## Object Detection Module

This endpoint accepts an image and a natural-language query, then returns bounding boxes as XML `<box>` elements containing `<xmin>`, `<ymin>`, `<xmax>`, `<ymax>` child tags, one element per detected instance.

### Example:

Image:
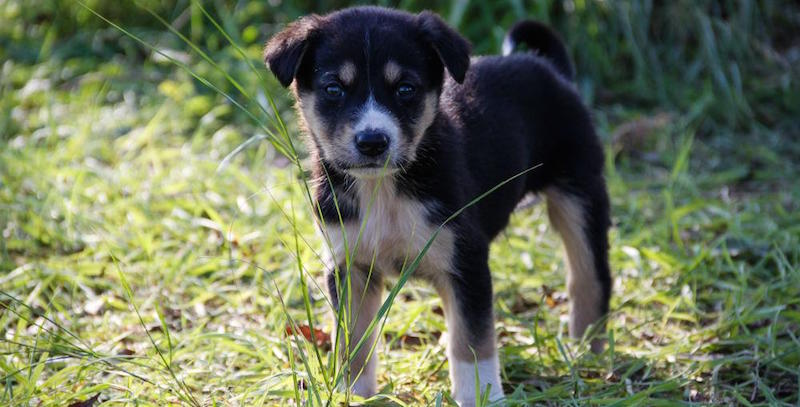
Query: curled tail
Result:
<box><xmin>502</xmin><ymin>20</ymin><xmax>575</xmax><ymax>81</ymax></box>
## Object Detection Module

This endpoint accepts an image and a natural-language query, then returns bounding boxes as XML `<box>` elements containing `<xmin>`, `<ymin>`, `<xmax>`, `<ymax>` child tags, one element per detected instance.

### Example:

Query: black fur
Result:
<box><xmin>263</xmin><ymin>15</ymin><xmax>321</xmax><ymax>87</ymax></box>
<box><xmin>416</xmin><ymin>11</ymin><xmax>472</xmax><ymax>84</ymax></box>
<box><xmin>402</xmin><ymin>53</ymin><xmax>611</xmax><ymax>309</ymax></box>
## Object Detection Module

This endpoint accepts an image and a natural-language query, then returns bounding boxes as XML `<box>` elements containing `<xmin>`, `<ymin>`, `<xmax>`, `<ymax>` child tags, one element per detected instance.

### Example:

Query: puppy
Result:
<box><xmin>264</xmin><ymin>7</ymin><xmax>611</xmax><ymax>406</ymax></box>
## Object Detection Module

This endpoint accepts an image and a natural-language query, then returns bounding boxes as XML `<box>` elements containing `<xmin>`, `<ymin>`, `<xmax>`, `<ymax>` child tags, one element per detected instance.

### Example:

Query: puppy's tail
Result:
<box><xmin>502</xmin><ymin>20</ymin><xmax>574</xmax><ymax>81</ymax></box>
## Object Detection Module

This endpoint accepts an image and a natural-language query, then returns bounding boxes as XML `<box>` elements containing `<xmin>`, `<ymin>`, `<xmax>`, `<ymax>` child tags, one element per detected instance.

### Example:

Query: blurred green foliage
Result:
<box><xmin>2</xmin><ymin>0</ymin><xmax>797</xmax><ymax>133</ymax></box>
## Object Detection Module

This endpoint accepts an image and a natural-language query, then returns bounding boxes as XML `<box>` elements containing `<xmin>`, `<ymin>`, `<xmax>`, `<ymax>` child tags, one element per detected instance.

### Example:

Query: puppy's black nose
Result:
<box><xmin>355</xmin><ymin>131</ymin><xmax>389</xmax><ymax>157</ymax></box>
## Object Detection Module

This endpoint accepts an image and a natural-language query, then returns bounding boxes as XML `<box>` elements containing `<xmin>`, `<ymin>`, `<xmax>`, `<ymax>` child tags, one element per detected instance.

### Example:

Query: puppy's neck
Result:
<box><xmin>352</xmin><ymin>175</ymin><xmax>397</xmax><ymax>209</ymax></box>
<box><xmin>312</xmin><ymin>157</ymin><xmax>400</xmax><ymax>214</ymax></box>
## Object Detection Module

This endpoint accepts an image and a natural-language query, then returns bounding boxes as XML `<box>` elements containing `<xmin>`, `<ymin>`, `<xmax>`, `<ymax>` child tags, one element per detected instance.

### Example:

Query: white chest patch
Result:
<box><xmin>321</xmin><ymin>178</ymin><xmax>454</xmax><ymax>278</ymax></box>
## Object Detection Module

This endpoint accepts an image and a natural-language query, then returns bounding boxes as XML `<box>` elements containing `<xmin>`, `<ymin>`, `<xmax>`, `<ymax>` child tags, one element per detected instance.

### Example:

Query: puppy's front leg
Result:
<box><xmin>436</xmin><ymin>249</ymin><xmax>504</xmax><ymax>406</ymax></box>
<box><xmin>327</xmin><ymin>266</ymin><xmax>382</xmax><ymax>397</ymax></box>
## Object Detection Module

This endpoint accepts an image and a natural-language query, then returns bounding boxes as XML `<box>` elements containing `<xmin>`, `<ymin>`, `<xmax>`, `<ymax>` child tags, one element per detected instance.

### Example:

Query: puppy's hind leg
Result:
<box><xmin>545</xmin><ymin>178</ymin><xmax>612</xmax><ymax>353</ymax></box>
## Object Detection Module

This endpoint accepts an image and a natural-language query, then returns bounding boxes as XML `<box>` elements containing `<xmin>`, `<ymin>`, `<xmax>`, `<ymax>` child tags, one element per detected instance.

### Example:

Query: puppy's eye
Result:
<box><xmin>396</xmin><ymin>83</ymin><xmax>416</xmax><ymax>99</ymax></box>
<box><xmin>324</xmin><ymin>84</ymin><xmax>344</xmax><ymax>98</ymax></box>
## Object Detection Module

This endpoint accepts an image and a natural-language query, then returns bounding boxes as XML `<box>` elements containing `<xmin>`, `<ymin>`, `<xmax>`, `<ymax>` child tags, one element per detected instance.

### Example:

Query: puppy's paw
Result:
<box><xmin>450</xmin><ymin>358</ymin><xmax>504</xmax><ymax>406</ymax></box>
<box><xmin>350</xmin><ymin>375</ymin><xmax>377</xmax><ymax>399</ymax></box>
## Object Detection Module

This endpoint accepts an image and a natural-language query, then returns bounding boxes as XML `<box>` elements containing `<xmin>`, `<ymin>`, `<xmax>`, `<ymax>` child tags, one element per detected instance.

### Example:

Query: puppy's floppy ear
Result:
<box><xmin>263</xmin><ymin>15</ymin><xmax>321</xmax><ymax>87</ymax></box>
<box><xmin>417</xmin><ymin>11</ymin><xmax>471</xmax><ymax>83</ymax></box>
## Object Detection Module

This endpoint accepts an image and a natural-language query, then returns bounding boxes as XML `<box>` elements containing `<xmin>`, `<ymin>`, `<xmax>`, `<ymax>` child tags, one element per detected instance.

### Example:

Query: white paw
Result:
<box><xmin>351</xmin><ymin>372</ymin><xmax>377</xmax><ymax>398</ymax></box>
<box><xmin>450</xmin><ymin>357</ymin><xmax>504</xmax><ymax>406</ymax></box>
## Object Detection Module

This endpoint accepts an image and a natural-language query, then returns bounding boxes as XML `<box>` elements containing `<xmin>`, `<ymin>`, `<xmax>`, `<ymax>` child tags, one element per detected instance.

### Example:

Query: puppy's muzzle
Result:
<box><xmin>355</xmin><ymin>130</ymin><xmax>389</xmax><ymax>157</ymax></box>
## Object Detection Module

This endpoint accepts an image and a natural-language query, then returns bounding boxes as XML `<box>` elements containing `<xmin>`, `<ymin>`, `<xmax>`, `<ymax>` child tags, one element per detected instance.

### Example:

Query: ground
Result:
<box><xmin>1</xmin><ymin>1</ymin><xmax>799</xmax><ymax>406</ymax></box>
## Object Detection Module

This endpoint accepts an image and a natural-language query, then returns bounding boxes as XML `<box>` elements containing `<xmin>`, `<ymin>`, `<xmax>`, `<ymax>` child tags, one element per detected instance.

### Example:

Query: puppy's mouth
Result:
<box><xmin>342</xmin><ymin>163</ymin><xmax>400</xmax><ymax>179</ymax></box>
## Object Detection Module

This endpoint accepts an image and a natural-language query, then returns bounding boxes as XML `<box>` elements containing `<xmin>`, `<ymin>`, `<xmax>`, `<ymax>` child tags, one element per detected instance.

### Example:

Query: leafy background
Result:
<box><xmin>1</xmin><ymin>0</ymin><xmax>798</xmax><ymax>405</ymax></box>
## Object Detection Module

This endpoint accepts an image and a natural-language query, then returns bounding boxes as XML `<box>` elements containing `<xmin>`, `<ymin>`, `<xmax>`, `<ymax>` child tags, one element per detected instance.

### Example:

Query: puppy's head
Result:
<box><xmin>264</xmin><ymin>7</ymin><xmax>470</xmax><ymax>178</ymax></box>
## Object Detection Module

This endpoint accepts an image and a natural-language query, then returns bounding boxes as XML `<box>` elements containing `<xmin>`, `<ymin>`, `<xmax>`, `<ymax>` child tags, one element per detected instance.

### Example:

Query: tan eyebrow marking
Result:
<box><xmin>339</xmin><ymin>61</ymin><xmax>356</xmax><ymax>85</ymax></box>
<box><xmin>383</xmin><ymin>61</ymin><xmax>401</xmax><ymax>83</ymax></box>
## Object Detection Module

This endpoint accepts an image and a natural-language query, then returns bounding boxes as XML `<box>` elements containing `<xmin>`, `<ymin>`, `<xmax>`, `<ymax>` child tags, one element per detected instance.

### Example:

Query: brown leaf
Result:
<box><xmin>545</xmin><ymin>295</ymin><xmax>557</xmax><ymax>309</ymax></box>
<box><xmin>612</xmin><ymin>112</ymin><xmax>672</xmax><ymax>154</ymax></box>
<box><xmin>286</xmin><ymin>324</ymin><xmax>331</xmax><ymax>349</ymax></box>
<box><xmin>399</xmin><ymin>334</ymin><xmax>423</xmax><ymax>347</ymax></box>
<box><xmin>385</xmin><ymin>331</ymin><xmax>441</xmax><ymax>349</ymax></box>
<box><xmin>541</xmin><ymin>285</ymin><xmax>567</xmax><ymax>309</ymax></box>
<box><xmin>510</xmin><ymin>295</ymin><xmax>539</xmax><ymax>314</ymax></box>
<box><xmin>432</xmin><ymin>305</ymin><xmax>444</xmax><ymax>316</ymax></box>
<box><xmin>68</xmin><ymin>394</ymin><xmax>100</xmax><ymax>407</ymax></box>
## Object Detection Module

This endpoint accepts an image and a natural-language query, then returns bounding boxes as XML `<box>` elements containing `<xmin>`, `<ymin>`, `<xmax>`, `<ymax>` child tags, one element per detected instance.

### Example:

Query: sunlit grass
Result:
<box><xmin>1</xmin><ymin>0</ymin><xmax>799</xmax><ymax>405</ymax></box>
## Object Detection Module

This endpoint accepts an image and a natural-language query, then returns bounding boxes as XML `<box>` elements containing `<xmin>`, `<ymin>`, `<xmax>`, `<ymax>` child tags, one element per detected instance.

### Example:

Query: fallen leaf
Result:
<box><xmin>511</xmin><ymin>295</ymin><xmax>539</xmax><ymax>314</ymax></box>
<box><xmin>541</xmin><ymin>285</ymin><xmax>567</xmax><ymax>309</ymax></box>
<box><xmin>286</xmin><ymin>324</ymin><xmax>331</xmax><ymax>349</ymax></box>
<box><xmin>612</xmin><ymin>112</ymin><xmax>672</xmax><ymax>155</ymax></box>
<box><xmin>399</xmin><ymin>334</ymin><xmax>423</xmax><ymax>347</ymax></box>
<box><xmin>68</xmin><ymin>393</ymin><xmax>100</xmax><ymax>407</ymax></box>
<box><xmin>432</xmin><ymin>305</ymin><xmax>444</xmax><ymax>316</ymax></box>
<box><xmin>545</xmin><ymin>295</ymin><xmax>557</xmax><ymax>309</ymax></box>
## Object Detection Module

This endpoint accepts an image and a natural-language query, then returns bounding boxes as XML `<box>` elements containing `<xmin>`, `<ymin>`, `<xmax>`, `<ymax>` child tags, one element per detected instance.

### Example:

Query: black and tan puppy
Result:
<box><xmin>264</xmin><ymin>6</ymin><xmax>611</xmax><ymax>405</ymax></box>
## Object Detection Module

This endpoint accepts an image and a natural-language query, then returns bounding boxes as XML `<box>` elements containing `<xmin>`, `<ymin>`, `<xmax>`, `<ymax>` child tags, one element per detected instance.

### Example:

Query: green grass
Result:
<box><xmin>1</xmin><ymin>0</ymin><xmax>799</xmax><ymax>405</ymax></box>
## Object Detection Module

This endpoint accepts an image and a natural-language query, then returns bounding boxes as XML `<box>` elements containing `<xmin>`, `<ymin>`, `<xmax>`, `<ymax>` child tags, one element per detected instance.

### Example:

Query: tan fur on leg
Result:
<box><xmin>333</xmin><ymin>267</ymin><xmax>382</xmax><ymax>397</ymax></box>
<box><xmin>546</xmin><ymin>188</ymin><xmax>605</xmax><ymax>352</ymax></box>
